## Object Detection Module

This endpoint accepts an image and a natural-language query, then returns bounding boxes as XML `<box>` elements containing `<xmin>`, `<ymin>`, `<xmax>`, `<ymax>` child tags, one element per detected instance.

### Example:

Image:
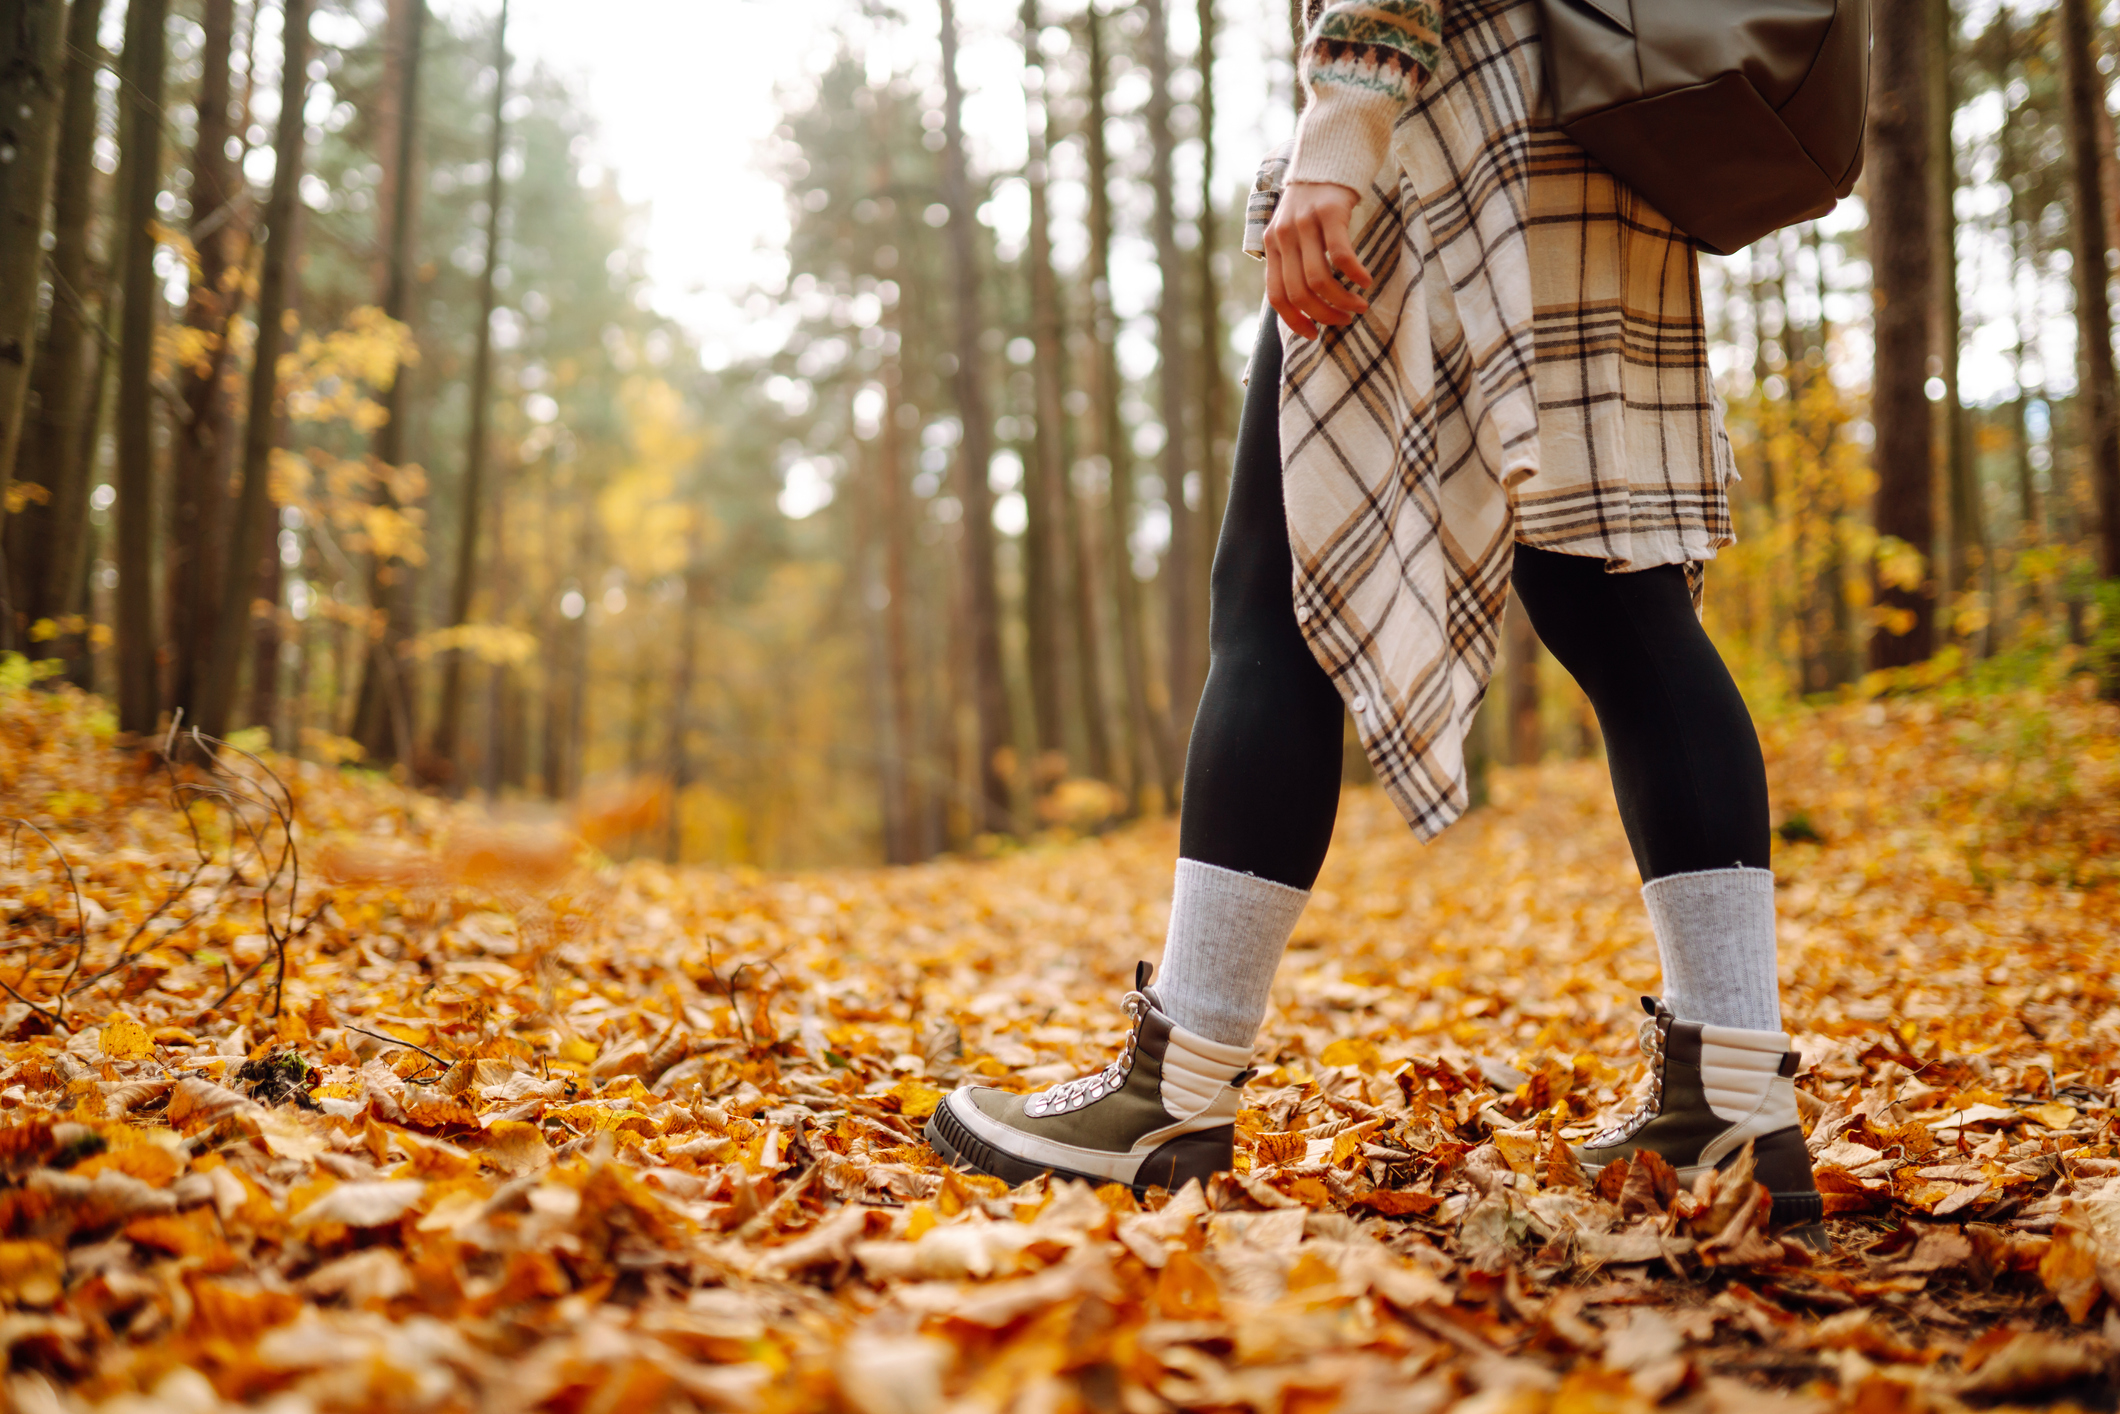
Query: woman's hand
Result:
<box><xmin>1264</xmin><ymin>181</ymin><xmax>1372</xmax><ymax>340</ymax></box>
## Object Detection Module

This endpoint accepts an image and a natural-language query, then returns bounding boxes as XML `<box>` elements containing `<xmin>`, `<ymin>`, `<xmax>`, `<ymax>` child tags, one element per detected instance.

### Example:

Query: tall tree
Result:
<box><xmin>165</xmin><ymin>0</ymin><xmax>243</xmax><ymax>721</ymax></box>
<box><xmin>1196</xmin><ymin>0</ymin><xmax>1229</xmax><ymax>600</ymax></box>
<box><xmin>0</xmin><ymin>0</ymin><xmax>71</xmax><ymax>647</ymax></box>
<box><xmin>195</xmin><ymin>0</ymin><xmax>311</xmax><ymax>744</ymax></box>
<box><xmin>1020</xmin><ymin>0</ymin><xmax>1068</xmax><ymax>767</ymax></box>
<box><xmin>6</xmin><ymin>0</ymin><xmax>104</xmax><ymax>648</ymax></box>
<box><xmin>1868</xmin><ymin>0</ymin><xmax>1937</xmax><ymax>668</ymax></box>
<box><xmin>936</xmin><ymin>0</ymin><xmax>1014</xmax><ymax>833</ymax></box>
<box><xmin>1504</xmin><ymin>592</ymin><xmax>1540</xmax><ymax>765</ymax></box>
<box><xmin>435</xmin><ymin>0</ymin><xmax>510</xmax><ymax>775</ymax></box>
<box><xmin>1142</xmin><ymin>0</ymin><xmax>1203</xmax><ymax>741</ymax></box>
<box><xmin>1933</xmin><ymin>0</ymin><xmax>1984</xmax><ymax>637</ymax></box>
<box><xmin>112</xmin><ymin>0</ymin><xmax>172</xmax><ymax>732</ymax></box>
<box><xmin>350</xmin><ymin>0</ymin><xmax>428</xmax><ymax>765</ymax></box>
<box><xmin>1086</xmin><ymin>2</ymin><xmax>1176</xmax><ymax>807</ymax></box>
<box><xmin>2061</xmin><ymin>0</ymin><xmax>2120</xmax><ymax>579</ymax></box>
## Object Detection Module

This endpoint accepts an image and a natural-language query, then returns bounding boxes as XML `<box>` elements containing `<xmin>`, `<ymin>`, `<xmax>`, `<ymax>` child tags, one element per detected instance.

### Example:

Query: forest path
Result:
<box><xmin>1</xmin><ymin>677</ymin><xmax>2118</xmax><ymax>1411</ymax></box>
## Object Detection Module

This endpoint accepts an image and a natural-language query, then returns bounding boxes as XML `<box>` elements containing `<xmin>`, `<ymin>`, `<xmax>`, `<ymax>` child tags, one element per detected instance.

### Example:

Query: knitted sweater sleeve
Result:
<box><xmin>1286</xmin><ymin>0</ymin><xmax>1445</xmax><ymax>192</ymax></box>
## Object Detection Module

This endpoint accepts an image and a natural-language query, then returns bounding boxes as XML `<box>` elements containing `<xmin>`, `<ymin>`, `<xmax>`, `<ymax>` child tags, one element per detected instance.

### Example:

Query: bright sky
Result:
<box><xmin>441</xmin><ymin>0</ymin><xmax>1298</xmax><ymax>372</ymax></box>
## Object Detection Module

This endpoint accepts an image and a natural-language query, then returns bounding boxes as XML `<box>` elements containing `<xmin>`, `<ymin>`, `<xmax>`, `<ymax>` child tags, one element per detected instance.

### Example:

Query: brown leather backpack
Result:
<box><xmin>1533</xmin><ymin>0</ymin><xmax>1870</xmax><ymax>255</ymax></box>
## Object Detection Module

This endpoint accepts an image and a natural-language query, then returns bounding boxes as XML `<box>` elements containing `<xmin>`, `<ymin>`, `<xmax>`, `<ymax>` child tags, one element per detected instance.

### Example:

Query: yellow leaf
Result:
<box><xmin>558</xmin><ymin>1037</ymin><xmax>599</xmax><ymax>1065</ymax></box>
<box><xmin>2027</xmin><ymin>1102</ymin><xmax>2079</xmax><ymax>1131</ymax></box>
<box><xmin>888</xmin><ymin>1079</ymin><xmax>944</xmax><ymax>1121</ymax></box>
<box><xmin>1319</xmin><ymin>1037</ymin><xmax>1379</xmax><ymax>1071</ymax></box>
<box><xmin>100</xmin><ymin>1014</ymin><xmax>152</xmax><ymax>1060</ymax></box>
<box><xmin>0</xmin><ymin>1242</ymin><xmax>62</xmax><ymax>1306</ymax></box>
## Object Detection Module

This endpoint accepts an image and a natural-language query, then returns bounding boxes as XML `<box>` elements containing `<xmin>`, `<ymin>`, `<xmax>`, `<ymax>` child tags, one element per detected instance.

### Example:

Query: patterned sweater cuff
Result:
<box><xmin>1287</xmin><ymin>84</ymin><xmax>1402</xmax><ymax>193</ymax></box>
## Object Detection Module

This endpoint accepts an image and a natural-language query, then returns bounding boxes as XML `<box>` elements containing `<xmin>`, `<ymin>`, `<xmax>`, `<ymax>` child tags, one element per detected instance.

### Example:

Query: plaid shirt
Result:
<box><xmin>1246</xmin><ymin>0</ymin><xmax>1737</xmax><ymax>841</ymax></box>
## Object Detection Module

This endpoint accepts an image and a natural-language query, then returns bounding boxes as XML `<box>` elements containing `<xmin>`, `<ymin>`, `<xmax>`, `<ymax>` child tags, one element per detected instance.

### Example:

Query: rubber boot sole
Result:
<box><xmin>924</xmin><ymin>1098</ymin><xmax>1233</xmax><ymax>1199</ymax></box>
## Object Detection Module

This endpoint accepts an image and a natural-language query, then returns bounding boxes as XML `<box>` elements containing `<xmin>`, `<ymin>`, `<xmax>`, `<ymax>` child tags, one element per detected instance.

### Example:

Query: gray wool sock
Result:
<box><xmin>1643</xmin><ymin>865</ymin><xmax>1783</xmax><ymax>1032</ymax></box>
<box><xmin>1153</xmin><ymin>858</ymin><xmax>1310</xmax><ymax>1048</ymax></box>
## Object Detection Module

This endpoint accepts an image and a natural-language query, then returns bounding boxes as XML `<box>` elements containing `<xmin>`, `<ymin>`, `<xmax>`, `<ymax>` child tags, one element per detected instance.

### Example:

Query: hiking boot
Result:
<box><xmin>1574</xmin><ymin>997</ymin><xmax>1823</xmax><ymax>1226</ymax></box>
<box><xmin>924</xmin><ymin>962</ymin><xmax>1254</xmax><ymax>1196</ymax></box>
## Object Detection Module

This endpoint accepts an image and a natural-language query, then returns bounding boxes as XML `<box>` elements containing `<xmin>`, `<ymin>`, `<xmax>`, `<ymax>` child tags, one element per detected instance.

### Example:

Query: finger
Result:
<box><xmin>1265</xmin><ymin>254</ymin><xmax>1318</xmax><ymax>340</ymax></box>
<box><xmin>1297</xmin><ymin>224</ymin><xmax>1366</xmax><ymax>324</ymax></box>
<box><xmin>1322</xmin><ymin>216</ymin><xmax>1374</xmax><ymax>293</ymax></box>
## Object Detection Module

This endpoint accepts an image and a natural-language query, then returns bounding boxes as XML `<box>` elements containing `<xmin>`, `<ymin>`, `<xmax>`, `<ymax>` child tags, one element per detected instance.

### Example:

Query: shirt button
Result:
<box><xmin>1295</xmin><ymin>605</ymin><xmax>1311</xmax><ymax>622</ymax></box>
<box><xmin>1351</xmin><ymin>694</ymin><xmax>1369</xmax><ymax>713</ymax></box>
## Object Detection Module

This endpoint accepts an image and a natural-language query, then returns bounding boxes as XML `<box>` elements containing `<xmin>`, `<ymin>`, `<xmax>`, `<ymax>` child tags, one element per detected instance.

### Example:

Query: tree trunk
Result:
<box><xmin>1017</xmin><ymin>0</ymin><xmax>1068</xmax><ymax>775</ymax></box>
<box><xmin>877</xmin><ymin>294</ymin><xmax>920</xmax><ymax>862</ymax></box>
<box><xmin>1197</xmin><ymin>0</ymin><xmax>1229</xmax><ymax>628</ymax></box>
<box><xmin>435</xmin><ymin>0</ymin><xmax>508</xmax><ymax>776</ymax></box>
<box><xmin>164</xmin><ymin>0</ymin><xmax>242</xmax><ymax>722</ymax></box>
<box><xmin>8</xmin><ymin>0</ymin><xmax>105</xmax><ymax>646</ymax></box>
<box><xmin>1086</xmin><ymin>2</ymin><xmax>1177</xmax><ymax>809</ymax></box>
<box><xmin>937</xmin><ymin>0</ymin><xmax>1015</xmax><ymax>834</ymax></box>
<box><xmin>2062</xmin><ymin>0</ymin><xmax>2120</xmax><ymax>579</ymax></box>
<box><xmin>1504</xmin><ymin>590</ymin><xmax>1540</xmax><ymax>766</ymax></box>
<box><xmin>249</xmin><ymin>516</ymin><xmax>282</xmax><ymax>735</ymax></box>
<box><xmin>0</xmin><ymin>0</ymin><xmax>69</xmax><ymax>646</ymax></box>
<box><xmin>1143</xmin><ymin>0</ymin><xmax>1202</xmax><ymax>748</ymax></box>
<box><xmin>350</xmin><ymin>0</ymin><xmax>427</xmax><ymax>766</ymax></box>
<box><xmin>194</xmin><ymin>0</ymin><xmax>309</xmax><ymax>744</ymax></box>
<box><xmin>1867</xmin><ymin>0</ymin><xmax>1936</xmax><ymax>669</ymax></box>
<box><xmin>665</xmin><ymin>565</ymin><xmax>706</xmax><ymax>863</ymax></box>
<box><xmin>112</xmin><ymin>0</ymin><xmax>171</xmax><ymax>733</ymax></box>
<box><xmin>1933</xmin><ymin>0</ymin><xmax>1983</xmax><ymax>639</ymax></box>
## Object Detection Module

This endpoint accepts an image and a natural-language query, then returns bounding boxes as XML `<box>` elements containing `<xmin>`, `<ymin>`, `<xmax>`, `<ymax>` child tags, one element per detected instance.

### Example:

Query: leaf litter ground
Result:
<box><xmin>2</xmin><ymin>681</ymin><xmax>2119</xmax><ymax>1413</ymax></box>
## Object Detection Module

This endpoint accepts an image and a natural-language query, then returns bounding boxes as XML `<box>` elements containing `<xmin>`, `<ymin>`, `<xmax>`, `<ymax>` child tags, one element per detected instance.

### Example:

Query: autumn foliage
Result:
<box><xmin>2</xmin><ymin>669</ymin><xmax>2120</xmax><ymax>1410</ymax></box>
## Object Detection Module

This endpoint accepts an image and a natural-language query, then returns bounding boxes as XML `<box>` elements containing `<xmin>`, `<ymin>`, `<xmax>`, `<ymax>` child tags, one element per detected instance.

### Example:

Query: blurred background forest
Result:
<box><xmin>1</xmin><ymin>0</ymin><xmax>2117</xmax><ymax>869</ymax></box>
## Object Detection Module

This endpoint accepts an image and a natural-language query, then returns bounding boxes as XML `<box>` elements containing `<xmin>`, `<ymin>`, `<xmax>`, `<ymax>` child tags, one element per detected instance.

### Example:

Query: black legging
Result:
<box><xmin>1178</xmin><ymin>315</ymin><xmax>1771</xmax><ymax>891</ymax></box>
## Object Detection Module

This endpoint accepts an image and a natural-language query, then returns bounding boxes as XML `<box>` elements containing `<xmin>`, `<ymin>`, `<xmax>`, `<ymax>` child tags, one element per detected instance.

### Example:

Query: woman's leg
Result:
<box><xmin>1178</xmin><ymin>319</ymin><xmax>1348</xmax><ymax>889</ymax></box>
<box><xmin>1510</xmin><ymin>543</ymin><xmax>1779</xmax><ymax>1032</ymax></box>
<box><xmin>1154</xmin><ymin>316</ymin><xmax>1346</xmax><ymax>1048</ymax></box>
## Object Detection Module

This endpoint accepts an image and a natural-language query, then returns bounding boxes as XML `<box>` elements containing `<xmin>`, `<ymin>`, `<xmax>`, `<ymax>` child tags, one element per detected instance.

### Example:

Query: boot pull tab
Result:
<box><xmin>1136</xmin><ymin>960</ymin><xmax>1155</xmax><ymax>992</ymax></box>
<box><xmin>1639</xmin><ymin>995</ymin><xmax>1660</xmax><ymax>1017</ymax></box>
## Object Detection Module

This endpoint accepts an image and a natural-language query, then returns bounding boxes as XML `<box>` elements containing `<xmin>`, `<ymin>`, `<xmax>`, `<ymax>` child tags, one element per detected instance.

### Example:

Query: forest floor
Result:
<box><xmin>2</xmin><ymin>669</ymin><xmax>2120</xmax><ymax>1413</ymax></box>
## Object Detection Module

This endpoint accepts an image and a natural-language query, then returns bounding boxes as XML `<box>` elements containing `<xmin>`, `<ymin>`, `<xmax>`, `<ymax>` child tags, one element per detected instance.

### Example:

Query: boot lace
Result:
<box><xmin>1022</xmin><ymin>991</ymin><xmax>1148</xmax><ymax>1118</ymax></box>
<box><xmin>1590</xmin><ymin>1012</ymin><xmax>1668</xmax><ymax>1147</ymax></box>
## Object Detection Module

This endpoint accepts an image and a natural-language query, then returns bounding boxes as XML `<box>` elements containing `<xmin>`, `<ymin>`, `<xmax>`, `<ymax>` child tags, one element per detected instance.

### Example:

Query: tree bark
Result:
<box><xmin>8</xmin><ymin>0</ymin><xmax>104</xmax><ymax>646</ymax></box>
<box><xmin>435</xmin><ymin>0</ymin><xmax>508</xmax><ymax>776</ymax></box>
<box><xmin>1143</xmin><ymin>0</ymin><xmax>1202</xmax><ymax>746</ymax></box>
<box><xmin>0</xmin><ymin>0</ymin><xmax>70</xmax><ymax>643</ymax></box>
<box><xmin>165</xmin><ymin>0</ymin><xmax>242</xmax><ymax>722</ymax></box>
<box><xmin>194</xmin><ymin>0</ymin><xmax>309</xmax><ymax>744</ymax></box>
<box><xmin>1021</xmin><ymin>0</ymin><xmax>1078</xmax><ymax>778</ymax></box>
<box><xmin>1933</xmin><ymin>0</ymin><xmax>1983</xmax><ymax>638</ymax></box>
<box><xmin>937</xmin><ymin>0</ymin><xmax>1015</xmax><ymax>834</ymax></box>
<box><xmin>1504</xmin><ymin>590</ymin><xmax>1540</xmax><ymax>766</ymax></box>
<box><xmin>1197</xmin><ymin>0</ymin><xmax>1229</xmax><ymax>628</ymax></box>
<box><xmin>112</xmin><ymin>0</ymin><xmax>171</xmax><ymax>732</ymax></box>
<box><xmin>1086</xmin><ymin>2</ymin><xmax>1177</xmax><ymax>809</ymax></box>
<box><xmin>664</xmin><ymin>564</ymin><xmax>707</xmax><ymax>863</ymax></box>
<box><xmin>1867</xmin><ymin>0</ymin><xmax>1936</xmax><ymax>669</ymax></box>
<box><xmin>350</xmin><ymin>0</ymin><xmax>427</xmax><ymax>765</ymax></box>
<box><xmin>877</xmin><ymin>284</ymin><xmax>920</xmax><ymax>862</ymax></box>
<box><xmin>2061</xmin><ymin>0</ymin><xmax>2120</xmax><ymax>579</ymax></box>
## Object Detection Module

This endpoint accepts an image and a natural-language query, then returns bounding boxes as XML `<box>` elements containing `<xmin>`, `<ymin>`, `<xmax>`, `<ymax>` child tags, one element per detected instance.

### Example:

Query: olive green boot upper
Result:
<box><xmin>1574</xmin><ymin>997</ymin><xmax>1822</xmax><ymax>1226</ymax></box>
<box><xmin>925</xmin><ymin>962</ymin><xmax>1255</xmax><ymax>1196</ymax></box>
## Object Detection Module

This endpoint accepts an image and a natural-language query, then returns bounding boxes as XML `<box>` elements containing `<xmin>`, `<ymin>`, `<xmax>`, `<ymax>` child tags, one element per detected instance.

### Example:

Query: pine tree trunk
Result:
<box><xmin>1022</xmin><ymin>0</ymin><xmax>1080</xmax><ymax>779</ymax></box>
<box><xmin>1086</xmin><ymin>2</ymin><xmax>1178</xmax><ymax>809</ymax></box>
<box><xmin>665</xmin><ymin>565</ymin><xmax>706</xmax><ymax>863</ymax></box>
<box><xmin>877</xmin><ymin>284</ymin><xmax>920</xmax><ymax>862</ymax></box>
<box><xmin>1933</xmin><ymin>0</ymin><xmax>1984</xmax><ymax>640</ymax></box>
<box><xmin>163</xmin><ymin>0</ymin><xmax>241</xmax><ymax>721</ymax></box>
<box><xmin>435</xmin><ymin>0</ymin><xmax>508</xmax><ymax>776</ymax></box>
<box><xmin>937</xmin><ymin>0</ymin><xmax>1015</xmax><ymax>834</ymax></box>
<box><xmin>1142</xmin><ymin>0</ymin><xmax>1201</xmax><ymax>749</ymax></box>
<box><xmin>0</xmin><ymin>0</ymin><xmax>70</xmax><ymax>648</ymax></box>
<box><xmin>1196</xmin><ymin>0</ymin><xmax>1228</xmax><ymax>632</ymax></box>
<box><xmin>112</xmin><ymin>0</ymin><xmax>171</xmax><ymax>732</ymax></box>
<box><xmin>194</xmin><ymin>0</ymin><xmax>309</xmax><ymax>744</ymax></box>
<box><xmin>1503</xmin><ymin>591</ymin><xmax>1540</xmax><ymax>765</ymax></box>
<box><xmin>1867</xmin><ymin>0</ymin><xmax>1937</xmax><ymax>669</ymax></box>
<box><xmin>351</xmin><ymin>0</ymin><xmax>427</xmax><ymax>765</ymax></box>
<box><xmin>8</xmin><ymin>0</ymin><xmax>104</xmax><ymax>645</ymax></box>
<box><xmin>2062</xmin><ymin>0</ymin><xmax>2120</xmax><ymax>579</ymax></box>
<box><xmin>249</xmin><ymin>522</ymin><xmax>282</xmax><ymax>735</ymax></box>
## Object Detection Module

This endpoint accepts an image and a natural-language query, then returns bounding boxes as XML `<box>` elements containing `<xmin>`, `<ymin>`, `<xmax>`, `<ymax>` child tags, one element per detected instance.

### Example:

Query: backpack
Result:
<box><xmin>1532</xmin><ymin>0</ymin><xmax>1870</xmax><ymax>255</ymax></box>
